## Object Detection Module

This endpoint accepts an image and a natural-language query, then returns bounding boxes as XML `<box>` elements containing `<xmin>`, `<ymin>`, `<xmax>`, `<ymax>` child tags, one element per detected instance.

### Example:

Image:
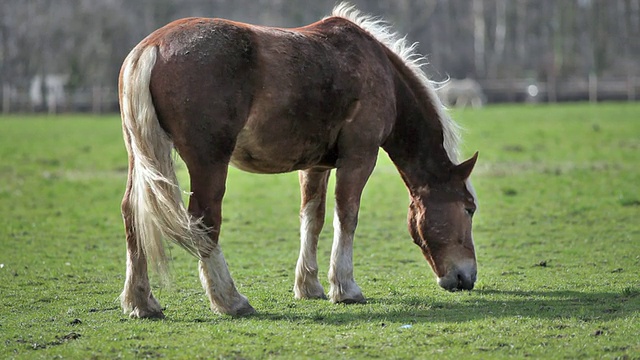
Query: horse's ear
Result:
<box><xmin>452</xmin><ymin>151</ymin><xmax>478</xmax><ymax>180</ymax></box>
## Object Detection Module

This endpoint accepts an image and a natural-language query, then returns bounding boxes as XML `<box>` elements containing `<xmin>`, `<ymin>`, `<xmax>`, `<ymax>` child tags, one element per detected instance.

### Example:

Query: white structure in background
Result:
<box><xmin>437</xmin><ymin>78</ymin><xmax>486</xmax><ymax>108</ymax></box>
<box><xmin>30</xmin><ymin>74</ymin><xmax>70</xmax><ymax>113</ymax></box>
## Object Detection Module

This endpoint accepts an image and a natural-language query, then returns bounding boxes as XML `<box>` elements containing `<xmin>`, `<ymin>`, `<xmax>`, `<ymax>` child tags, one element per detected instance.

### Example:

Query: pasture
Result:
<box><xmin>0</xmin><ymin>103</ymin><xmax>638</xmax><ymax>359</ymax></box>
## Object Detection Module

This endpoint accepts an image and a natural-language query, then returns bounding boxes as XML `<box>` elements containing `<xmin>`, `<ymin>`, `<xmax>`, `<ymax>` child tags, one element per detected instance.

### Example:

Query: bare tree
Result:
<box><xmin>1</xmin><ymin>0</ymin><xmax>638</xmax><ymax>111</ymax></box>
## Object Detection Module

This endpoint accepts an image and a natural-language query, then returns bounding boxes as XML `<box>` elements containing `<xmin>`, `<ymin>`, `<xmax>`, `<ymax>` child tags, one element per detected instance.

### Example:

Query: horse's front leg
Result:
<box><xmin>189</xmin><ymin>163</ymin><xmax>255</xmax><ymax>316</ymax></box>
<box><xmin>294</xmin><ymin>169</ymin><xmax>330</xmax><ymax>299</ymax></box>
<box><xmin>328</xmin><ymin>156</ymin><xmax>377</xmax><ymax>304</ymax></box>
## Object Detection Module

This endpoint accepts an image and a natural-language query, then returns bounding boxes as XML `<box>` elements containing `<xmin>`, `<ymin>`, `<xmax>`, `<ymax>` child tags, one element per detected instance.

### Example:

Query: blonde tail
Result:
<box><xmin>119</xmin><ymin>45</ymin><xmax>214</xmax><ymax>278</ymax></box>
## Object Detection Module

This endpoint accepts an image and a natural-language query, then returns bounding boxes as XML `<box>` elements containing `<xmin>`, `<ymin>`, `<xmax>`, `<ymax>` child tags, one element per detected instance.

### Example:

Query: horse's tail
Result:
<box><xmin>119</xmin><ymin>45</ymin><xmax>212</xmax><ymax>278</ymax></box>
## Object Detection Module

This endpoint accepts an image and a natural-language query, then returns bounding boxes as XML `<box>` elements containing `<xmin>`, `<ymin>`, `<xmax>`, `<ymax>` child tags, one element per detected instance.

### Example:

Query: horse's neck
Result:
<box><xmin>381</xmin><ymin>62</ymin><xmax>454</xmax><ymax>192</ymax></box>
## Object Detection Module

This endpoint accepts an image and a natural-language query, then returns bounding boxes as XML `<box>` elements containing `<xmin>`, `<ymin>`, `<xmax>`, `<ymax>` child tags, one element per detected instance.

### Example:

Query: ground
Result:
<box><xmin>0</xmin><ymin>103</ymin><xmax>638</xmax><ymax>359</ymax></box>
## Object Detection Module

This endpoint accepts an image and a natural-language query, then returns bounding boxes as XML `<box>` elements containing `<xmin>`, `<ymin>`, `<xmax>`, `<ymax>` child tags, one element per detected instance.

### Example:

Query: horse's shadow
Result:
<box><xmin>250</xmin><ymin>288</ymin><xmax>639</xmax><ymax>325</ymax></box>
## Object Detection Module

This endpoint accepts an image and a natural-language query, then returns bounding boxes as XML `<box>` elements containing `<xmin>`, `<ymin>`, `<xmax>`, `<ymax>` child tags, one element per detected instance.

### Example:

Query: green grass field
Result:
<box><xmin>1</xmin><ymin>104</ymin><xmax>638</xmax><ymax>359</ymax></box>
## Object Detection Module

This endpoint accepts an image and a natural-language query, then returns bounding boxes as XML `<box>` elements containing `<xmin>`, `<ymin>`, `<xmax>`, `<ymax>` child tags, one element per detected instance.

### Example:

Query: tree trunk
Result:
<box><xmin>473</xmin><ymin>0</ymin><xmax>485</xmax><ymax>77</ymax></box>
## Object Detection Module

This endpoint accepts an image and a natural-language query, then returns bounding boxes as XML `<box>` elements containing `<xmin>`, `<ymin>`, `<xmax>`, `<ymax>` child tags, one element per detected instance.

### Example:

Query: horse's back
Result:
<box><xmin>142</xmin><ymin>16</ymin><xmax>395</xmax><ymax>173</ymax></box>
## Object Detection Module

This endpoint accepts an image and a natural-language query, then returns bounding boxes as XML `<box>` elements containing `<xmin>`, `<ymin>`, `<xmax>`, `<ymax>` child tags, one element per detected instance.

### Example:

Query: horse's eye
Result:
<box><xmin>465</xmin><ymin>207</ymin><xmax>476</xmax><ymax>217</ymax></box>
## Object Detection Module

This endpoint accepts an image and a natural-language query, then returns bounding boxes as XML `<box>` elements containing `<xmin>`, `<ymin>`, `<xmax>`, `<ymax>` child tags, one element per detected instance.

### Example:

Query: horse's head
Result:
<box><xmin>408</xmin><ymin>152</ymin><xmax>479</xmax><ymax>291</ymax></box>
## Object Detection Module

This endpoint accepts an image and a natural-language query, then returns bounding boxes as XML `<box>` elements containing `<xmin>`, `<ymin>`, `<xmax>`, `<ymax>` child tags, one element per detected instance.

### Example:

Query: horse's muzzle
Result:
<box><xmin>437</xmin><ymin>261</ymin><xmax>477</xmax><ymax>291</ymax></box>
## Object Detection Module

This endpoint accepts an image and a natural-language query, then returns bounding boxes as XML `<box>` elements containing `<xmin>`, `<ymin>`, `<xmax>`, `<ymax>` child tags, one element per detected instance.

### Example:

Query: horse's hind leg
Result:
<box><xmin>188</xmin><ymin>163</ymin><xmax>255</xmax><ymax>316</ymax></box>
<box><xmin>294</xmin><ymin>169</ymin><xmax>330</xmax><ymax>299</ymax></box>
<box><xmin>120</xmin><ymin>166</ymin><xmax>164</xmax><ymax>319</ymax></box>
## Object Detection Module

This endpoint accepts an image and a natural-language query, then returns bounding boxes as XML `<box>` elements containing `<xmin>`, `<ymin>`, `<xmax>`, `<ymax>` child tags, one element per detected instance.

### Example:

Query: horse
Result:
<box><xmin>118</xmin><ymin>3</ymin><xmax>479</xmax><ymax>318</ymax></box>
<box><xmin>437</xmin><ymin>78</ymin><xmax>487</xmax><ymax>109</ymax></box>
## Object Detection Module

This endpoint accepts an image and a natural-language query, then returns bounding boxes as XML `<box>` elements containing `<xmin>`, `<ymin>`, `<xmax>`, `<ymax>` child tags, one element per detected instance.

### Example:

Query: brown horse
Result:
<box><xmin>118</xmin><ymin>3</ymin><xmax>479</xmax><ymax>318</ymax></box>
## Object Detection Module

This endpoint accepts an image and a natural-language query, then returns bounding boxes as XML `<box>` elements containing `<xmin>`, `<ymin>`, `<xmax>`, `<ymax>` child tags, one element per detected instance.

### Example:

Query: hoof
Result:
<box><xmin>121</xmin><ymin>294</ymin><xmax>164</xmax><ymax>319</ymax></box>
<box><xmin>296</xmin><ymin>293</ymin><xmax>328</xmax><ymax>300</ymax></box>
<box><xmin>336</xmin><ymin>296</ymin><xmax>367</xmax><ymax>304</ymax></box>
<box><xmin>129</xmin><ymin>307</ymin><xmax>165</xmax><ymax>319</ymax></box>
<box><xmin>312</xmin><ymin>293</ymin><xmax>329</xmax><ymax>300</ymax></box>
<box><xmin>329</xmin><ymin>282</ymin><xmax>365</xmax><ymax>304</ymax></box>
<box><xmin>294</xmin><ymin>276</ymin><xmax>327</xmax><ymax>300</ymax></box>
<box><xmin>294</xmin><ymin>285</ymin><xmax>327</xmax><ymax>300</ymax></box>
<box><xmin>214</xmin><ymin>297</ymin><xmax>256</xmax><ymax>316</ymax></box>
<box><xmin>231</xmin><ymin>303</ymin><xmax>256</xmax><ymax>317</ymax></box>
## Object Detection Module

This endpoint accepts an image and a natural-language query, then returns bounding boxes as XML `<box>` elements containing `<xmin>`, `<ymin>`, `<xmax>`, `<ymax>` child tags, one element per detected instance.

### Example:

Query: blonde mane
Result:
<box><xmin>330</xmin><ymin>3</ymin><xmax>461</xmax><ymax>163</ymax></box>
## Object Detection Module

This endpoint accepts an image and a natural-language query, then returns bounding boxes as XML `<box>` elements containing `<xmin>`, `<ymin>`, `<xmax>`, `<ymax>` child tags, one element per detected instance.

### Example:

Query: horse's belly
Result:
<box><xmin>229</xmin><ymin>128</ymin><xmax>334</xmax><ymax>174</ymax></box>
<box><xmin>229</xmin><ymin>150</ymin><xmax>295</xmax><ymax>174</ymax></box>
<box><xmin>229</xmin><ymin>147</ymin><xmax>330</xmax><ymax>174</ymax></box>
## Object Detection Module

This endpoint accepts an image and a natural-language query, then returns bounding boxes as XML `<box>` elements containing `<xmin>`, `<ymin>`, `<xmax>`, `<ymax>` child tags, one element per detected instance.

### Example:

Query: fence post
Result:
<box><xmin>546</xmin><ymin>74</ymin><xmax>556</xmax><ymax>103</ymax></box>
<box><xmin>92</xmin><ymin>85</ymin><xmax>101</xmax><ymax>114</ymax></box>
<box><xmin>2</xmin><ymin>83</ymin><xmax>10</xmax><ymax>114</ymax></box>
<box><xmin>589</xmin><ymin>73</ymin><xmax>598</xmax><ymax>103</ymax></box>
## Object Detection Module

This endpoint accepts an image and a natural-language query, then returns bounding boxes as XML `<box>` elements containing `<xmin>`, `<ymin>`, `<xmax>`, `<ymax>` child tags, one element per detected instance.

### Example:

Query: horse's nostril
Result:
<box><xmin>453</xmin><ymin>271</ymin><xmax>475</xmax><ymax>291</ymax></box>
<box><xmin>437</xmin><ymin>262</ymin><xmax>477</xmax><ymax>291</ymax></box>
<box><xmin>458</xmin><ymin>273</ymin><xmax>475</xmax><ymax>291</ymax></box>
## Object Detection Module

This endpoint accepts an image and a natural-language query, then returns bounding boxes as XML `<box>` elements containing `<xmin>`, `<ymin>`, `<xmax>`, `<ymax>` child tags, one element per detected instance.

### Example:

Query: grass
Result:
<box><xmin>0</xmin><ymin>104</ymin><xmax>639</xmax><ymax>359</ymax></box>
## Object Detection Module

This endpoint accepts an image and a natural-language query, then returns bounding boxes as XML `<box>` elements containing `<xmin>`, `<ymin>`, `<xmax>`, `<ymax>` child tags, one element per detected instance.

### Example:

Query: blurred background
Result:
<box><xmin>1</xmin><ymin>0</ymin><xmax>638</xmax><ymax>113</ymax></box>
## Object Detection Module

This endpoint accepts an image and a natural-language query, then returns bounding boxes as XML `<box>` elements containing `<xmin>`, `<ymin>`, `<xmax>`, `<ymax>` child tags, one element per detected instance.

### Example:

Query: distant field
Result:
<box><xmin>0</xmin><ymin>104</ymin><xmax>638</xmax><ymax>359</ymax></box>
